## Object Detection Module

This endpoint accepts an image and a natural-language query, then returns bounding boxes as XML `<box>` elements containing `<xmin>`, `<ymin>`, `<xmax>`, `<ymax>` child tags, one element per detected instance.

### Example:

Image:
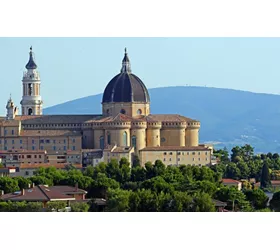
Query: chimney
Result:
<box><xmin>75</xmin><ymin>183</ymin><xmax>78</xmax><ymax>191</ymax></box>
<box><xmin>21</xmin><ymin>189</ymin><xmax>25</xmax><ymax>196</ymax></box>
<box><xmin>0</xmin><ymin>190</ymin><xmax>4</xmax><ymax>196</ymax></box>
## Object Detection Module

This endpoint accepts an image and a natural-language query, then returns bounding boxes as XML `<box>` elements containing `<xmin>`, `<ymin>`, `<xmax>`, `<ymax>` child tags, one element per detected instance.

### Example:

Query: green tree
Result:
<box><xmin>47</xmin><ymin>201</ymin><xmax>67</xmax><ymax>212</ymax></box>
<box><xmin>131</xmin><ymin>166</ymin><xmax>147</xmax><ymax>182</ymax></box>
<box><xmin>132</xmin><ymin>189</ymin><xmax>158</xmax><ymax>212</ymax></box>
<box><xmin>141</xmin><ymin>176</ymin><xmax>174</xmax><ymax>194</ymax></box>
<box><xmin>0</xmin><ymin>177</ymin><xmax>20</xmax><ymax>194</ymax></box>
<box><xmin>237</xmin><ymin>161</ymin><xmax>250</xmax><ymax>179</ymax></box>
<box><xmin>243</xmin><ymin>189</ymin><xmax>268</xmax><ymax>210</ymax></box>
<box><xmin>132</xmin><ymin>155</ymin><xmax>141</xmax><ymax>168</ymax></box>
<box><xmin>224</xmin><ymin>163</ymin><xmax>241</xmax><ymax>179</ymax></box>
<box><xmin>260</xmin><ymin>161</ymin><xmax>271</xmax><ymax>189</ymax></box>
<box><xmin>106</xmin><ymin>188</ymin><xmax>131</xmax><ymax>212</ymax></box>
<box><xmin>13</xmin><ymin>177</ymin><xmax>32</xmax><ymax>189</ymax></box>
<box><xmin>270</xmin><ymin>191</ymin><xmax>280</xmax><ymax>211</ymax></box>
<box><xmin>29</xmin><ymin>175</ymin><xmax>53</xmax><ymax>186</ymax></box>
<box><xmin>215</xmin><ymin>186</ymin><xmax>251</xmax><ymax>211</ymax></box>
<box><xmin>70</xmin><ymin>202</ymin><xmax>90</xmax><ymax>212</ymax></box>
<box><xmin>191</xmin><ymin>192</ymin><xmax>215</xmax><ymax>212</ymax></box>
<box><xmin>90</xmin><ymin>173</ymin><xmax>120</xmax><ymax>198</ymax></box>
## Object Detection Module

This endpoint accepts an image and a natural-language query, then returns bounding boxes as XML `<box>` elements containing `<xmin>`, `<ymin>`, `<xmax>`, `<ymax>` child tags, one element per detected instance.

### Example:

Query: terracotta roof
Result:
<box><xmin>0</xmin><ymin>185</ymin><xmax>86</xmax><ymax>202</ymax></box>
<box><xmin>255</xmin><ymin>180</ymin><xmax>280</xmax><ymax>186</ymax></box>
<box><xmin>139</xmin><ymin>146</ymin><xmax>211</xmax><ymax>151</ymax></box>
<box><xmin>145</xmin><ymin>114</ymin><xmax>197</xmax><ymax>123</ymax></box>
<box><xmin>222</xmin><ymin>179</ymin><xmax>241</xmax><ymax>184</ymax></box>
<box><xmin>20</xmin><ymin>130</ymin><xmax>81</xmax><ymax>137</ymax></box>
<box><xmin>113</xmin><ymin>146</ymin><xmax>133</xmax><ymax>153</ymax></box>
<box><xmin>0</xmin><ymin>150</ymin><xmax>46</xmax><ymax>155</ymax></box>
<box><xmin>15</xmin><ymin>115</ymin><xmax>101</xmax><ymax>124</ymax></box>
<box><xmin>20</xmin><ymin>163</ymin><xmax>82</xmax><ymax>169</ymax></box>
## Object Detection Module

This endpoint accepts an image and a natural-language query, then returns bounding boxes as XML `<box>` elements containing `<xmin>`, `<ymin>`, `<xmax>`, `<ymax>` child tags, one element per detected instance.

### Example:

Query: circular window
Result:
<box><xmin>137</xmin><ymin>109</ymin><xmax>142</xmax><ymax>115</ymax></box>
<box><xmin>161</xmin><ymin>137</ymin><xmax>166</xmax><ymax>142</ymax></box>
<box><xmin>120</xmin><ymin>109</ymin><xmax>126</xmax><ymax>114</ymax></box>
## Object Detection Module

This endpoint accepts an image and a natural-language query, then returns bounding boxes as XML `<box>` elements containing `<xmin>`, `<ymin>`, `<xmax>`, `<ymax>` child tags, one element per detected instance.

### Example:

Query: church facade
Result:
<box><xmin>0</xmin><ymin>47</ymin><xmax>212</xmax><ymax>168</ymax></box>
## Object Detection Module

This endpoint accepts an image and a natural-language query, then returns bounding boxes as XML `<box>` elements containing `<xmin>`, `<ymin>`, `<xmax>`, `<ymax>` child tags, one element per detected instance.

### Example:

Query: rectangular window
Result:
<box><xmin>22</xmin><ymin>155</ymin><xmax>24</xmax><ymax>159</ymax></box>
<box><xmin>27</xmin><ymin>155</ymin><xmax>31</xmax><ymax>159</ymax></box>
<box><xmin>39</xmin><ymin>155</ymin><xmax>42</xmax><ymax>159</ymax></box>
<box><xmin>206</xmin><ymin>158</ymin><xmax>208</xmax><ymax>161</ymax></box>
<box><xmin>64</xmin><ymin>139</ymin><xmax>66</xmax><ymax>144</ymax></box>
<box><xmin>12</xmin><ymin>140</ymin><xmax>14</xmax><ymax>144</ymax></box>
<box><xmin>32</xmin><ymin>140</ymin><xmax>35</xmax><ymax>144</ymax></box>
<box><xmin>25</xmin><ymin>171</ymin><xmax>29</xmax><ymax>176</ymax></box>
<box><xmin>32</xmin><ymin>146</ymin><xmax>35</xmax><ymax>150</ymax></box>
<box><xmin>198</xmin><ymin>158</ymin><xmax>200</xmax><ymax>161</ymax></box>
<box><xmin>40</xmin><ymin>146</ymin><xmax>44</xmax><ymax>150</ymax></box>
<box><xmin>53</xmin><ymin>140</ymin><xmax>56</xmax><ymax>144</ymax></box>
<box><xmin>64</xmin><ymin>146</ymin><xmax>66</xmax><ymax>151</ymax></box>
<box><xmin>40</xmin><ymin>139</ymin><xmax>44</xmax><ymax>143</ymax></box>
<box><xmin>20</xmin><ymin>146</ymin><xmax>23</xmax><ymax>149</ymax></box>
<box><xmin>163</xmin><ymin>158</ymin><xmax>166</xmax><ymax>161</ymax></box>
<box><xmin>187</xmin><ymin>152</ymin><xmax>189</xmax><ymax>155</ymax></box>
<box><xmin>198</xmin><ymin>152</ymin><xmax>201</xmax><ymax>155</ymax></box>
<box><xmin>4</xmin><ymin>130</ymin><xmax>7</xmax><ymax>135</ymax></box>
<box><xmin>20</xmin><ymin>140</ymin><xmax>22</xmax><ymax>144</ymax></box>
<box><xmin>45</xmin><ymin>139</ymin><xmax>50</xmax><ymax>143</ymax></box>
<box><xmin>34</xmin><ymin>155</ymin><xmax>37</xmax><ymax>159</ymax></box>
<box><xmin>0</xmin><ymin>140</ymin><xmax>1</xmax><ymax>144</ymax></box>
<box><xmin>11</xmin><ymin>130</ymin><xmax>14</xmax><ymax>135</ymax></box>
<box><xmin>169</xmin><ymin>158</ymin><xmax>172</xmax><ymax>161</ymax></box>
<box><xmin>205</xmin><ymin>152</ymin><xmax>208</xmax><ymax>155</ymax></box>
<box><xmin>72</xmin><ymin>139</ymin><xmax>76</xmax><ymax>143</ymax></box>
<box><xmin>53</xmin><ymin>146</ymin><xmax>56</xmax><ymax>151</ymax></box>
<box><xmin>192</xmin><ymin>152</ymin><xmax>195</xmax><ymax>155</ymax></box>
<box><xmin>4</xmin><ymin>140</ymin><xmax>7</xmax><ymax>144</ymax></box>
<box><xmin>178</xmin><ymin>158</ymin><xmax>180</xmax><ymax>161</ymax></box>
<box><xmin>72</xmin><ymin>146</ymin><xmax>76</xmax><ymax>150</ymax></box>
<box><xmin>178</xmin><ymin>152</ymin><xmax>181</xmax><ymax>155</ymax></box>
<box><xmin>193</xmin><ymin>158</ymin><xmax>195</xmax><ymax>161</ymax></box>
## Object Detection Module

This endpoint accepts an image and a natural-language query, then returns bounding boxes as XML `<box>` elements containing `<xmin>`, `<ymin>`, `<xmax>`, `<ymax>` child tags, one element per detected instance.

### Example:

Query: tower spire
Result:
<box><xmin>121</xmin><ymin>48</ymin><xmax>131</xmax><ymax>73</ymax></box>
<box><xmin>25</xmin><ymin>46</ymin><xmax>37</xmax><ymax>70</ymax></box>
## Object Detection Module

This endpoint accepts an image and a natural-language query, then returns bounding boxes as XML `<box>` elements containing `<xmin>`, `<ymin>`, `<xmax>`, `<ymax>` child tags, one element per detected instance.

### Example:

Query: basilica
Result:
<box><xmin>0</xmin><ymin>47</ymin><xmax>212</xmax><ymax>172</ymax></box>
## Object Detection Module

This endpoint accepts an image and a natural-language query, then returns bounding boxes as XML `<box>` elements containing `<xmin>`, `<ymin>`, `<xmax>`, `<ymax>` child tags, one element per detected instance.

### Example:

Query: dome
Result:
<box><xmin>102</xmin><ymin>49</ymin><xmax>150</xmax><ymax>103</ymax></box>
<box><xmin>25</xmin><ymin>46</ymin><xmax>37</xmax><ymax>70</ymax></box>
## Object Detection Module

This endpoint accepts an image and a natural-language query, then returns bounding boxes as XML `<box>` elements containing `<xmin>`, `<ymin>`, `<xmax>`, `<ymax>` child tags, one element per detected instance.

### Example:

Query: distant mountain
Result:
<box><xmin>44</xmin><ymin>86</ymin><xmax>280</xmax><ymax>153</ymax></box>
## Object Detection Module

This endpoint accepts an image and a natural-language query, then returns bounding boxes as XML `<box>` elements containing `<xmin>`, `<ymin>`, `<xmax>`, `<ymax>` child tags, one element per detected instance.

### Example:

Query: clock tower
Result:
<box><xmin>20</xmin><ymin>47</ymin><xmax>43</xmax><ymax>115</ymax></box>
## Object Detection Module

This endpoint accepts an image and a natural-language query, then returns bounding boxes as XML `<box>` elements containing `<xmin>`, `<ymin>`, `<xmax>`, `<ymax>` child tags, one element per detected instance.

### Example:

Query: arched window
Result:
<box><xmin>120</xmin><ymin>109</ymin><xmax>126</xmax><ymax>114</ymax></box>
<box><xmin>123</xmin><ymin>131</ymin><xmax>127</xmax><ymax>146</ymax></box>
<box><xmin>137</xmin><ymin>109</ymin><xmax>142</xmax><ymax>115</ymax></box>
<box><xmin>100</xmin><ymin>136</ymin><xmax>104</xmax><ymax>149</ymax></box>
<box><xmin>107</xmin><ymin>132</ymin><xmax>111</xmax><ymax>145</ymax></box>
<box><xmin>28</xmin><ymin>108</ymin><xmax>33</xmax><ymax>115</ymax></box>
<box><xmin>132</xmin><ymin>136</ymin><xmax>137</xmax><ymax>149</ymax></box>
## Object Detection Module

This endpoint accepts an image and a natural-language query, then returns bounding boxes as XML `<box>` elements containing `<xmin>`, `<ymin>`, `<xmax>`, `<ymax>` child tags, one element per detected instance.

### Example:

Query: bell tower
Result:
<box><xmin>20</xmin><ymin>47</ymin><xmax>43</xmax><ymax>115</ymax></box>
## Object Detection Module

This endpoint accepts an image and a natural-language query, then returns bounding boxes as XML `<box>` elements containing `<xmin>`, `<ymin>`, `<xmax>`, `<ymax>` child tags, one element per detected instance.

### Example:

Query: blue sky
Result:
<box><xmin>1</xmin><ymin>37</ymin><xmax>280</xmax><ymax>115</ymax></box>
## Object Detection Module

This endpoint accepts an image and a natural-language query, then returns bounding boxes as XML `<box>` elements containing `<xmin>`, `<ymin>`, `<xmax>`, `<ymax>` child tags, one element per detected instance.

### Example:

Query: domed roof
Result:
<box><xmin>25</xmin><ymin>46</ymin><xmax>37</xmax><ymax>70</ymax></box>
<box><xmin>102</xmin><ymin>49</ymin><xmax>150</xmax><ymax>103</ymax></box>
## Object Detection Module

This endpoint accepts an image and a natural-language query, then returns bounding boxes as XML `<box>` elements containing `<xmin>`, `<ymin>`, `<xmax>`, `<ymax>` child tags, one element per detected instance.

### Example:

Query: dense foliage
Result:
<box><xmin>1</xmin><ymin>144</ymin><xmax>280</xmax><ymax>211</ymax></box>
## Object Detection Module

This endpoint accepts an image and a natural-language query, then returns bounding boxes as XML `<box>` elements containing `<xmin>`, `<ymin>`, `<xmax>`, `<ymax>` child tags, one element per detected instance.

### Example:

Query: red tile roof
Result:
<box><xmin>222</xmin><ymin>178</ymin><xmax>241</xmax><ymax>184</ymax></box>
<box><xmin>140</xmin><ymin>146</ymin><xmax>210</xmax><ymax>151</ymax></box>
<box><xmin>20</xmin><ymin>163</ymin><xmax>83</xmax><ymax>169</ymax></box>
<box><xmin>0</xmin><ymin>185</ymin><xmax>86</xmax><ymax>202</ymax></box>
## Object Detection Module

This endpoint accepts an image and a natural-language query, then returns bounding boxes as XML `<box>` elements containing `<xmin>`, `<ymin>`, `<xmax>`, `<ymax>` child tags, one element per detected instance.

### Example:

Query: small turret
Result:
<box><xmin>6</xmin><ymin>94</ymin><xmax>18</xmax><ymax>120</ymax></box>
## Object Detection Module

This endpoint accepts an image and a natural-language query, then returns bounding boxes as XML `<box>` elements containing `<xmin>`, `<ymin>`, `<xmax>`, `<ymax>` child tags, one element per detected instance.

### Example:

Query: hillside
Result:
<box><xmin>44</xmin><ymin>86</ymin><xmax>280</xmax><ymax>153</ymax></box>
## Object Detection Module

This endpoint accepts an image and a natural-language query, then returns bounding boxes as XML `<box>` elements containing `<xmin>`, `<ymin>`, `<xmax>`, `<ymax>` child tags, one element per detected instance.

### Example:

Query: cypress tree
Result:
<box><xmin>260</xmin><ymin>161</ymin><xmax>271</xmax><ymax>189</ymax></box>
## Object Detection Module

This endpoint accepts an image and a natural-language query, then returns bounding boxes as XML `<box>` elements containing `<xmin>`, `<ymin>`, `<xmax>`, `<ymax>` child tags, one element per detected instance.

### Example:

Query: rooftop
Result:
<box><xmin>0</xmin><ymin>185</ymin><xmax>86</xmax><ymax>202</ymax></box>
<box><xmin>140</xmin><ymin>146</ymin><xmax>211</xmax><ymax>152</ymax></box>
